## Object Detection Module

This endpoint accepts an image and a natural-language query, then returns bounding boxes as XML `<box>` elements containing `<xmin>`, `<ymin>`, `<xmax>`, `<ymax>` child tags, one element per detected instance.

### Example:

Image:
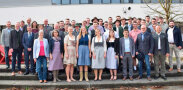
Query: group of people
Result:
<box><xmin>1</xmin><ymin>15</ymin><xmax>182</xmax><ymax>83</ymax></box>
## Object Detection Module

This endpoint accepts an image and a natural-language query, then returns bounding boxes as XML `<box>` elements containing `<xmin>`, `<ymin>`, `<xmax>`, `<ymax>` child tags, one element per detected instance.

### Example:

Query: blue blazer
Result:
<box><xmin>136</xmin><ymin>32</ymin><xmax>154</xmax><ymax>55</ymax></box>
<box><xmin>22</xmin><ymin>32</ymin><xmax>34</xmax><ymax>50</ymax></box>
<box><xmin>33</xmin><ymin>38</ymin><xmax>49</xmax><ymax>59</ymax></box>
<box><xmin>166</xmin><ymin>26</ymin><xmax>182</xmax><ymax>47</ymax></box>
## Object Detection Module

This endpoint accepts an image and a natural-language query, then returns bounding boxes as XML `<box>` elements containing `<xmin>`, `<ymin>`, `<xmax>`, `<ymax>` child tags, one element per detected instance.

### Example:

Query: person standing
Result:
<box><xmin>9</xmin><ymin>22</ymin><xmax>24</xmax><ymax>76</ymax></box>
<box><xmin>64</xmin><ymin>26</ymin><xmax>77</xmax><ymax>82</ymax></box>
<box><xmin>43</xmin><ymin>19</ymin><xmax>53</xmax><ymax>40</ymax></box>
<box><xmin>22</xmin><ymin>26</ymin><xmax>35</xmax><ymax>75</ymax></box>
<box><xmin>166</xmin><ymin>20</ymin><xmax>182</xmax><ymax>72</ymax></box>
<box><xmin>153</xmin><ymin>25</ymin><xmax>169</xmax><ymax>80</ymax></box>
<box><xmin>33</xmin><ymin>30</ymin><xmax>49</xmax><ymax>83</ymax></box>
<box><xmin>49</xmin><ymin>30</ymin><xmax>64</xmax><ymax>83</ymax></box>
<box><xmin>120</xmin><ymin>29</ymin><xmax>135</xmax><ymax>81</ymax></box>
<box><xmin>129</xmin><ymin>21</ymin><xmax>141</xmax><ymax>71</ymax></box>
<box><xmin>76</xmin><ymin>27</ymin><xmax>91</xmax><ymax>82</ymax></box>
<box><xmin>31</xmin><ymin>21</ymin><xmax>39</xmax><ymax>34</ymax></box>
<box><xmin>1</xmin><ymin>21</ymin><xmax>13</xmax><ymax>69</ymax></box>
<box><xmin>136</xmin><ymin>25</ymin><xmax>154</xmax><ymax>81</ymax></box>
<box><xmin>113</xmin><ymin>20</ymin><xmax>123</xmax><ymax>38</ymax></box>
<box><xmin>91</xmin><ymin>29</ymin><xmax>107</xmax><ymax>81</ymax></box>
<box><xmin>106</xmin><ymin>30</ymin><xmax>119</xmax><ymax>80</ymax></box>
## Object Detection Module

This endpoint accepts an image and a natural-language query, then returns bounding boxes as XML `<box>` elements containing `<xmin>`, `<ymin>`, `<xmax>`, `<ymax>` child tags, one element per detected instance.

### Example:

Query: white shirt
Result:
<box><xmin>157</xmin><ymin>33</ymin><xmax>161</xmax><ymax>49</ymax></box>
<box><xmin>167</xmin><ymin>27</ymin><xmax>174</xmax><ymax>43</ymax></box>
<box><xmin>116</xmin><ymin>27</ymin><xmax>119</xmax><ymax>37</ymax></box>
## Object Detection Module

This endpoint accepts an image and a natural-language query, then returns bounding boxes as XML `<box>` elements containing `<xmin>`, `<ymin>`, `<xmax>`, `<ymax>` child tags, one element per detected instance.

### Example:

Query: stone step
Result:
<box><xmin>0</xmin><ymin>76</ymin><xmax>183</xmax><ymax>89</ymax></box>
<box><xmin>0</xmin><ymin>63</ymin><xmax>183</xmax><ymax>72</ymax></box>
<box><xmin>0</xmin><ymin>69</ymin><xmax>182</xmax><ymax>80</ymax></box>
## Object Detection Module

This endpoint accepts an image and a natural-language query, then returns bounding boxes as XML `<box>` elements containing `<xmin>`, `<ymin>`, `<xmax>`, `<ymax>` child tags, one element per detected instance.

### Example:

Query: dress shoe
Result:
<box><xmin>6</xmin><ymin>66</ymin><xmax>10</xmax><ymax>69</ymax></box>
<box><xmin>24</xmin><ymin>72</ymin><xmax>29</xmax><ymax>75</ymax></box>
<box><xmin>129</xmin><ymin>77</ymin><xmax>133</xmax><ymax>81</ymax></box>
<box><xmin>161</xmin><ymin>76</ymin><xmax>167</xmax><ymax>80</ymax></box>
<box><xmin>122</xmin><ymin>77</ymin><xmax>127</xmax><ymax>81</ymax></box>
<box><xmin>154</xmin><ymin>76</ymin><xmax>159</xmax><ymax>80</ymax></box>
<box><xmin>147</xmin><ymin>77</ymin><xmax>152</xmax><ymax>81</ymax></box>
<box><xmin>136</xmin><ymin>76</ymin><xmax>142</xmax><ymax>80</ymax></box>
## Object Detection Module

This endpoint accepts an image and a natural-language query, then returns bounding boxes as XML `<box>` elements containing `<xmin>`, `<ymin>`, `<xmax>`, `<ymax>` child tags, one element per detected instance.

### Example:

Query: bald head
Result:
<box><xmin>54</xmin><ymin>23</ymin><xmax>59</xmax><ymax>30</ymax></box>
<box><xmin>27</xmin><ymin>18</ymin><xmax>31</xmax><ymax>24</ymax></box>
<box><xmin>15</xmin><ymin>22</ymin><xmax>20</xmax><ymax>30</ymax></box>
<box><xmin>44</xmin><ymin>19</ymin><xmax>48</xmax><ymax>25</ymax></box>
<box><xmin>155</xmin><ymin>25</ymin><xmax>162</xmax><ymax>33</ymax></box>
<box><xmin>141</xmin><ymin>25</ymin><xmax>147</xmax><ymax>33</ymax></box>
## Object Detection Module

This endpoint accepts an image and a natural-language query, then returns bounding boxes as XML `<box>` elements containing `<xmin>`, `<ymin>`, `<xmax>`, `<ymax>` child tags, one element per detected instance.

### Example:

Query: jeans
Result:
<box><xmin>24</xmin><ymin>50</ymin><xmax>34</xmax><ymax>73</ymax></box>
<box><xmin>4</xmin><ymin>47</ymin><xmax>9</xmax><ymax>67</ymax></box>
<box><xmin>138</xmin><ymin>55</ymin><xmax>151</xmax><ymax>77</ymax></box>
<box><xmin>12</xmin><ymin>49</ymin><xmax>23</xmax><ymax>72</ymax></box>
<box><xmin>36</xmin><ymin>56</ymin><xmax>47</xmax><ymax>80</ymax></box>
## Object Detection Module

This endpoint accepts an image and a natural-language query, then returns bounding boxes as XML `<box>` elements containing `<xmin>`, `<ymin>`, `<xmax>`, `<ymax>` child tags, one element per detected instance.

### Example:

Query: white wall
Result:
<box><xmin>0</xmin><ymin>4</ymin><xmax>182</xmax><ymax>25</ymax></box>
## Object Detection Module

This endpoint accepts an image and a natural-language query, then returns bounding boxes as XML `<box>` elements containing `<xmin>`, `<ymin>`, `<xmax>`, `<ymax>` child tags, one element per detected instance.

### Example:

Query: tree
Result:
<box><xmin>144</xmin><ymin>0</ymin><xmax>183</xmax><ymax>24</ymax></box>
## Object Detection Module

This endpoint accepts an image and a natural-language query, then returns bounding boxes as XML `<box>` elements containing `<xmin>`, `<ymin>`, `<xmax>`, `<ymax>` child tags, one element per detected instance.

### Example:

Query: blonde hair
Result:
<box><xmin>95</xmin><ymin>29</ymin><xmax>100</xmax><ymax>36</ymax></box>
<box><xmin>78</xmin><ymin>27</ymin><xmax>87</xmax><ymax>40</ymax></box>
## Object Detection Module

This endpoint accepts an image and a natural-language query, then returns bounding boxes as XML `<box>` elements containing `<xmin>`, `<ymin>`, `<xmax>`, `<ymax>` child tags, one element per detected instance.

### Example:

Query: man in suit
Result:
<box><xmin>22</xmin><ymin>26</ymin><xmax>35</xmax><ymax>75</ymax></box>
<box><xmin>166</xmin><ymin>20</ymin><xmax>182</xmax><ymax>72</ymax></box>
<box><xmin>24</xmin><ymin>18</ymin><xmax>32</xmax><ymax>33</ymax></box>
<box><xmin>113</xmin><ymin>20</ymin><xmax>124</xmax><ymax>38</ymax></box>
<box><xmin>43</xmin><ymin>19</ymin><xmax>53</xmax><ymax>40</ymax></box>
<box><xmin>153</xmin><ymin>25</ymin><xmax>169</xmax><ymax>80</ymax></box>
<box><xmin>20</xmin><ymin>20</ymin><xmax>27</xmax><ymax>34</ymax></box>
<box><xmin>1</xmin><ymin>21</ymin><xmax>13</xmax><ymax>69</ymax></box>
<box><xmin>9</xmin><ymin>22</ymin><xmax>24</xmax><ymax>76</ymax></box>
<box><xmin>136</xmin><ymin>25</ymin><xmax>154</xmax><ymax>81</ymax></box>
<box><xmin>120</xmin><ymin>29</ymin><xmax>135</xmax><ymax>81</ymax></box>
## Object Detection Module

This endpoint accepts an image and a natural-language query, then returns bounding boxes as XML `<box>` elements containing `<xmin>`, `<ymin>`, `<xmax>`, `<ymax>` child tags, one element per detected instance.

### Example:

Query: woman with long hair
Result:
<box><xmin>76</xmin><ymin>27</ymin><xmax>91</xmax><ymax>81</ymax></box>
<box><xmin>106</xmin><ymin>30</ymin><xmax>119</xmax><ymax>80</ymax></box>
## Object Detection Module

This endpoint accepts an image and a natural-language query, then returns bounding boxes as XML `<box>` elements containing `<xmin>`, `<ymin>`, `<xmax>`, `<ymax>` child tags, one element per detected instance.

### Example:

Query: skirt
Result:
<box><xmin>92</xmin><ymin>46</ymin><xmax>105</xmax><ymax>69</ymax></box>
<box><xmin>106</xmin><ymin>47</ymin><xmax>118</xmax><ymax>69</ymax></box>
<box><xmin>78</xmin><ymin>45</ymin><xmax>91</xmax><ymax>66</ymax></box>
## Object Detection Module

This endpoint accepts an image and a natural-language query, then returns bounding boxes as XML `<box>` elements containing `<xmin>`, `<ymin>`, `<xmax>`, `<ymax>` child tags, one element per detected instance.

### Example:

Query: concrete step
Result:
<box><xmin>0</xmin><ymin>69</ymin><xmax>182</xmax><ymax>80</ymax></box>
<box><xmin>0</xmin><ymin>63</ymin><xmax>183</xmax><ymax>72</ymax></box>
<box><xmin>0</xmin><ymin>76</ymin><xmax>183</xmax><ymax>89</ymax></box>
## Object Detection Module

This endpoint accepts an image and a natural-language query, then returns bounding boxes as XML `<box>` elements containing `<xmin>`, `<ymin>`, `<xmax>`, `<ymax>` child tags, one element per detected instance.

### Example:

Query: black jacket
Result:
<box><xmin>166</xmin><ymin>26</ymin><xmax>182</xmax><ymax>47</ymax></box>
<box><xmin>9</xmin><ymin>30</ymin><xmax>23</xmax><ymax>49</ymax></box>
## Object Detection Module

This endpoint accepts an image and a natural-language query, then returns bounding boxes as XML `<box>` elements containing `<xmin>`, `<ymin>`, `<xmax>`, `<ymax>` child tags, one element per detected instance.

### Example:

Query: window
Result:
<box><xmin>172</xmin><ymin>0</ymin><xmax>180</xmax><ymax>3</ymax></box>
<box><xmin>151</xmin><ymin>0</ymin><xmax>158</xmax><ymax>3</ymax></box>
<box><xmin>93</xmin><ymin>0</ymin><xmax>102</xmax><ymax>4</ymax></box>
<box><xmin>71</xmin><ymin>0</ymin><xmax>79</xmax><ymax>4</ymax></box>
<box><xmin>103</xmin><ymin>0</ymin><xmax>110</xmax><ymax>4</ymax></box>
<box><xmin>81</xmin><ymin>0</ymin><xmax>88</xmax><ymax>4</ymax></box>
<box><xmin>111</xmin><ymin>0</ymin><xmax>120</xmax><ymax>3</ymax></box>
<box><xmin>62</xmin><ymin>0</ymin><xmax>70</xmax><ymax>4</ymax></box>
<box><xmin>52</xmin><ymin>0</ymin><xmax>61</xmax><ymax>4</ymax></box>
<box><xmin>142</xmin><ymin>0</ymin><xmax>151</xmax><ymax>3</ymax></box>
<box><xmin>133</xmin><ymin>0</ymin><xmax>141</xmax><ymax>3</ymax></box>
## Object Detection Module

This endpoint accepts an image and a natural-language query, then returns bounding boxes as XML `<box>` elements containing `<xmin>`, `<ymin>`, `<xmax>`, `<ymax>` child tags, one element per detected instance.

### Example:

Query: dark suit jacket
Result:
<box><xmin>22</xmin><ymin>32</ymin><xmax>34</xmax><ymax>50</ymax></box>
<box><xmin>49</xmin><ymin>38</ymin><xmax>64</xmax><ymax>54</ymax></box>
<box><xmin>9</xmin><ymin>30</ymin><xmax>23</xmax><ymax>49</ymax></box>
<box><xmin>166</xmin><ymin>26</ymin><xmax>182</xmax><ymax>47</ymax></box>
<box><xmin>136</xmin><ymin>32</ymin><xmax>154</xmax><ymax>55</ymax></box>
<box><xmin>113</xmin><ymin>26</ymin><xmax>124</xmax><ymax>38</ymax></box>
<box><xmin>152</xmin><ymin>33</ymin><xmax>169</xmax><ymax>55</ymax></box>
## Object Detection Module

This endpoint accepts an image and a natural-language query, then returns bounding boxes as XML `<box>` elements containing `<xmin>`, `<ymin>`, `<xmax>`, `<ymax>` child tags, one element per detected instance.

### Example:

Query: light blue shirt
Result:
<box><xmin>124</xmin><ymin>37</ymin><xmax>130</xmax><ymax>52</ymax></box>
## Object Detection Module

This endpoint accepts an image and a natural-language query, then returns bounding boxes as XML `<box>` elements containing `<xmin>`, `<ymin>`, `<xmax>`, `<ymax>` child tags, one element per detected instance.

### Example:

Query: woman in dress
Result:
<box><xmin>106</xmin><ymin>30</ymin><xmax>119</xmax><ymax>80</ymax></box>
<box><xmin>64</xmin><ymin>26</ymin><xmax>77</xmax><ymax>82</ymax></box>
<box><xmin>91</xmin><ymin>29</ymin><xmax>107</xmax><ymax>81</ymax></box>
<box><xmin>33</xmin><ymin>30</ymin><xmax>49</xmax><ymax>83</ymax></box>
<box><xmin>49</xmin><ymin>30</ymin><xmax>64</xmax><ymax>83</ymax></box>
<box><xmin>76</xmin><ymin>27</ymin><xmax>91</xmax><ymax>82</ymax></box>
